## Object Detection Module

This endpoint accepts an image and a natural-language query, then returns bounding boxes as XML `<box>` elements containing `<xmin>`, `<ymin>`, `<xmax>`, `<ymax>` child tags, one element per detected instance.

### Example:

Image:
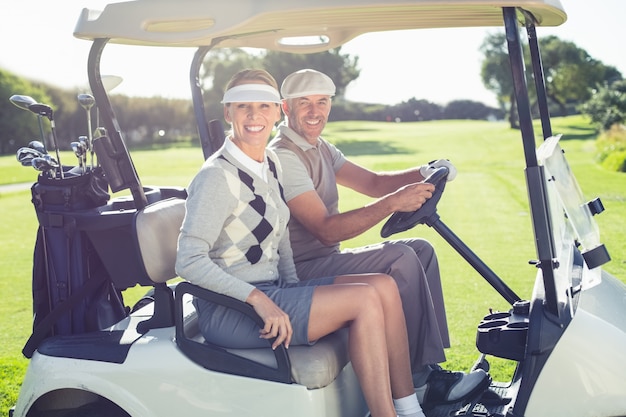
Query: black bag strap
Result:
<box><xmin>22</xmin><ymin>268</ymin><xmax>109</xmax><ymax>358</ymax></box>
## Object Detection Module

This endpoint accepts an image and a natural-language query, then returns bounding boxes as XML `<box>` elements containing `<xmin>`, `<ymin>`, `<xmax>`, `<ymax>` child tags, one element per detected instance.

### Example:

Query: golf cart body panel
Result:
<box><xmin>73</xmin><ymin>0</ymin><xmax>566</xmax><ymax>50</ymax></box>
<box><xmin>18</xmin><ymin>318</ymin><xmax>365</xmax><ymax>417</ymax></box>
<box><xmin>11</xmin><ymin>1</ymin><xmax>626</xmax><ymax>417</ymax></box>
<box><xmin>526</xmin><ymin>271</ymin><xmax>626</xmax><ymax>417</ymax></box>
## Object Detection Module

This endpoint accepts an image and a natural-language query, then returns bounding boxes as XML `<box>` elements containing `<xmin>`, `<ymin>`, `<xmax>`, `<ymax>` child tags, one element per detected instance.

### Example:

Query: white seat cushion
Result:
<box><xmin>228</xmin><ymin>330</ymin><xmax>350</xmax><ymax>389</ymax></box>
<box><xmin>134</xmin><ymin>198</ymin><xmax>186</xmax><ymax>283</ymax></box>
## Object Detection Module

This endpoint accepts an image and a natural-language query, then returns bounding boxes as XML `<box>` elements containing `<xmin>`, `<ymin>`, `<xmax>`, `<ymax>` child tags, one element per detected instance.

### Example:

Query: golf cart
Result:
<box><xmin>10</xmin><ymin>1</ymin><xmax>626</xmax><ymax>416</ymax></box>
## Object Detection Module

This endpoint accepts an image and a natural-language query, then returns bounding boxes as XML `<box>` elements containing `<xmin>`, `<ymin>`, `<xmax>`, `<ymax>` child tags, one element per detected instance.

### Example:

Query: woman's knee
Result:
<box><xmin>354</xmin><ymin>283</ymin><xmax>385</xmax><ymax>316</ymax></box>
<box><xmin>368</xmin><ymin>273</ymin><xmax>402</xmax><ymax>303</ymax></box>
<box><xmin>369</xmin><ymin>272</ymin><xmax>396</xmax><ymax>288</ymax></box>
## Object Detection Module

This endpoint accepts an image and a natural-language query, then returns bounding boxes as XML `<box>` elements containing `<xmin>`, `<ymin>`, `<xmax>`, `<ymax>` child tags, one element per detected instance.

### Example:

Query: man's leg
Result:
<box><xmin>384</xmin><ymin>239</ymin><xmax>450</xmax><ymax>348</ymax></box>
<box><xmin>296</xmin><ymin>241</ymin><xmax>490</xmax><ymax>408</ymax></box>
<box><xmin>296</xmin><ymin>242</ymin><xmax>447</xmax><ymax>369</ymax></box>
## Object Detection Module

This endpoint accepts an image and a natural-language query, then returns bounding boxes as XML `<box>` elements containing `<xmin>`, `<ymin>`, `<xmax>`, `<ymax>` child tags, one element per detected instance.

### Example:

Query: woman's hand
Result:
<box><xmin>246</xmin><ymin>289</ymin><xmax>293</xmax><ymax>349</ymax></box>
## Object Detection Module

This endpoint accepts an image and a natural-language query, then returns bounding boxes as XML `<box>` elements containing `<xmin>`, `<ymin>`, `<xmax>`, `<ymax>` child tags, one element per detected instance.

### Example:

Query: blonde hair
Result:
<box><xmin>225</xmin><ymin>69</ymin><xmax>279</xmax><ymax>92</ymax></box>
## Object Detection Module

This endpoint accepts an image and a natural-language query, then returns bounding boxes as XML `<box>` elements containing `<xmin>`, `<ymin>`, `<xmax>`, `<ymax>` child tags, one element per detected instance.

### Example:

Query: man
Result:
<box><xmin>268</xmin><ymin>69</ymin><xmax>490</xmax><ymax>409</ymax></box>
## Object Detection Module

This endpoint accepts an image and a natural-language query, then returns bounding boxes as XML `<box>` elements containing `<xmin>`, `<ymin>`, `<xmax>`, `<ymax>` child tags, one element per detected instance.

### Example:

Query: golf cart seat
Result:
<box><xmin>133</xmin><ymin>197</ymin><xmax>351</xmax><ymax>389</ymax></box>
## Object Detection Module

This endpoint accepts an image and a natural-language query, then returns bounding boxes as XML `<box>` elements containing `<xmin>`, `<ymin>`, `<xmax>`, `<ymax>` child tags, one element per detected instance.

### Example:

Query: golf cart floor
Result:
<box><xmin>424</xmin><ymin>382</ymin><xmax>516</xmax><ymax>417</ymax></box>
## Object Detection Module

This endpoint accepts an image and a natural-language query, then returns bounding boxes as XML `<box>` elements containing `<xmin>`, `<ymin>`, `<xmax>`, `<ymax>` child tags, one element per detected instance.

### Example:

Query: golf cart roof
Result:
<box><xmin>73</xmin><ymin>0</ymin><xmax>566</xmax><ymax>52</ymax></box>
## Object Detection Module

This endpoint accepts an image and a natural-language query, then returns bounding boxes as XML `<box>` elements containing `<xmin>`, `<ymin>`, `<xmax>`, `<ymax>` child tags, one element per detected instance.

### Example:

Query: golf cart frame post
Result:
<box><xmin>503</xmin><ymin>7</ymin><xmax>561</xmax><ymax>316</ymax></box>
<box><xmin>87</xmin><ymin>37</ymin><xmax>148</xmax><ymax>209</ymax></box>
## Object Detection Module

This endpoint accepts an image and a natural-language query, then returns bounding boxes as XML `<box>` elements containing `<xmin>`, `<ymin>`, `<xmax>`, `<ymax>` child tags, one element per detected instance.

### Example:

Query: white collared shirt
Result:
<box><xmin>225</xmin><ymin>136</ymin><xmax>269</xmax><ymax>182</ymax></box>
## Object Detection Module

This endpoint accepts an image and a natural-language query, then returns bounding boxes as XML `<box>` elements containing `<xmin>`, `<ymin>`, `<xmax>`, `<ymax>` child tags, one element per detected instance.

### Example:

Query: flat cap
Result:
<box><xmin>281</xmin><ymin>69</ymin><xmax>336</xmax><ymax>99</ymax></box>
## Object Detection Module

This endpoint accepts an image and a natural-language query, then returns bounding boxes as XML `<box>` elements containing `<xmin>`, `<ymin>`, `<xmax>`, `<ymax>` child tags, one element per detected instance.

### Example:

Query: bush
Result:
<box><xmin>602</xmin><ymin>150</ymin><xmax>626</xmax><ymax>172</ymax></box>
<box><xmin>596</xmin><ymin>124</ymin><xmax>626</xmax><ymax>172</ymax></box>
<box><xmin>581</xmin><ymin>80</ymin><xmax>626</xmax><ymax>131</ymax></box>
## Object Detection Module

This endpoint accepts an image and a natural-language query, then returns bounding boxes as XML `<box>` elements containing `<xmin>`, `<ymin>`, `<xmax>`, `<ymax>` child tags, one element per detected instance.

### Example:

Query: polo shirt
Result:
<box><xmin>268</xmin><ymin>124</ymin><xmax>346</xmax><ymax>263</ymax></box>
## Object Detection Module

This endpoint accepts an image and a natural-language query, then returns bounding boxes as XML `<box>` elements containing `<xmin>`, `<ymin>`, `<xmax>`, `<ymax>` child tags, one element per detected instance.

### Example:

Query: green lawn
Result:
<box><xmin>1</xmin><ymin>116</ymin><xmax>624</xmax><ymax>412</ymax></box>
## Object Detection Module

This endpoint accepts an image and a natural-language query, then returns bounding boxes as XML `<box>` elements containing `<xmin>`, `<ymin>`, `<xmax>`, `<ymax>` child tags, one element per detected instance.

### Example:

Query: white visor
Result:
<box><xmin>221</xmin><ymin>84</ymin><xmax>281</xmax><ymax>104</ymax></box>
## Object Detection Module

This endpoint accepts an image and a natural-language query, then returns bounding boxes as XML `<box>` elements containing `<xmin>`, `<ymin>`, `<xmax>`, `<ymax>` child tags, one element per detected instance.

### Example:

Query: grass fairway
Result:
<box><xmin>1</xmin><ymin>116</ymin><xmax>624</xmax><ymax>412</ymax></box>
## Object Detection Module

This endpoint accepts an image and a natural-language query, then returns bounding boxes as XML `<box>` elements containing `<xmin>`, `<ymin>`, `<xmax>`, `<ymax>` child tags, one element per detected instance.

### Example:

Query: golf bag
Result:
<box><xmin>23</xmin><ymin>168</ymin><xmax>127</xmax><ymax>358</ymax></box>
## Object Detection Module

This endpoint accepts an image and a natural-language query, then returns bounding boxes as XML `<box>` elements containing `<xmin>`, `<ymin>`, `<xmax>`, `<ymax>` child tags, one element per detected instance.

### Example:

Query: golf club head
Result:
<box><xmin>43</xmin><ymin>154</ymin><xmax>59</xmax><ymax>167</ymax></box>
<box><xmin>71</xmin><ymin>142</ymin><xmax>81</xmax><ymax>157</ymax></box>
<box><xmin>77</xmin><ymin>93</ymin><xmax>95</xmax><ymax>110</ymax></box>
<box><xmin>94</xmin><ymin>127</ymin><xmax>107</xmax><ymax>139</ymax></box>
<box><xmin>28</xmin><ymin>140</ymin><xmax>47</xmax><ymax>154</ymax></box>
<box><xmin>79</xmin><ymin>137</ymin><xmax>88</xmax><ymax>157</ymax></box>
<box><xmin>28</xmin><ymin>103</ymin><xmax>54</xmax><ymax>120</ymax></box>
<box><xmin>9</xmin><ymin>95</ymin><xmax>37</xmax><ymax>111</ymax></box>
<box><xmin>31</xmin><ymin>156</ymin><xmax>55</xmax><ymax>173</ymax></box>
<box><xmin>19</xmin><ymin>156</ymin><xmax>35</xmax><ymax>167</ymax></box>
<box><xmin>16</xmin><ymin>147</ymin><xmax>44</xmax><ymax>166</ymax></box>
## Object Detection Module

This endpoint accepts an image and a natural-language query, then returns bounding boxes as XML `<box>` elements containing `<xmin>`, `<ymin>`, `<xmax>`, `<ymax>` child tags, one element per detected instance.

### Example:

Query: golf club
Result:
<box><xmin>28</xmin><ymin>103</ymin><xmax>63</xmax><ymax>179</ymax></box>
<box><xmin>16</xmin><ymin>147</ymin><xmax>45</xmax><ymax>167</ymax></box>
<box><xmin>9</xmin><ymin>95</ymin><xmax>48</xmax><ymax>151</ymax></box>
<box><xmin>78</xmin><ymin>136</ymin><xmax>88</xmax><ymax>172</ymax></box>
<box><xmin>9</xmin><ymin>94</ymin><xmax>36</xmax><ymax>110</ymax></box>
<box><xmin>28</xmin><ymin>140</ymin><xmax>47</xmax><ymax>154</ymax></box>
<box><xmin>71</xmin><ymin>142</ymin><xmax>84</xmax><ymax>174</ymax></box>
<box><xmin>31</xmin><ymin>156</ymin><xmax>58</xmax><ymax>177</ymax></box>
<box><xmin>77</xmin><ymin>94</ymin><xmax>95</xmax><ymax>168</ymax></box>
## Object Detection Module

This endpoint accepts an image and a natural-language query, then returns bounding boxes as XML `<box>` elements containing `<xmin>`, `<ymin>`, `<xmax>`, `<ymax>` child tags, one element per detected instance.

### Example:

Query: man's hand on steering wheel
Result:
<box><xmin>388</xmin><ymin>182</ymin><xmax>435</xmax><ymax>213</ymax></box>
<box><xmin>419</xmin><ymin>159</ymin><xmax>457</xmax><ymax>181</ymax></box>
<box><xmin>381</xmin><ymin>166</ymin><xmax>450</xmax><ymax>238</ymax></box>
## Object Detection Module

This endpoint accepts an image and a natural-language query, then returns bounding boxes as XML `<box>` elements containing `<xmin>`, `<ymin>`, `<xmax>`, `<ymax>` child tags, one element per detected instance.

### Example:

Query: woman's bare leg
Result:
<box><xmin>335</xmin><ymin>274</ymin><xmax>415</xmax><ymax>399</ymax></box>
<box><xmin>308</xmin><ymin>280</ymin><xmax>396</xmax><ymax>417</ymax></box>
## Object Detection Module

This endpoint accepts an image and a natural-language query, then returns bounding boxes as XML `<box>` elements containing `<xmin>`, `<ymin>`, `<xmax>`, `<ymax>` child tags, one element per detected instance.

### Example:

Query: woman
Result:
<box><xmin>176</xmin><ymin>69</ymin><xmax>424</xmax><ymax>417</ymax></box>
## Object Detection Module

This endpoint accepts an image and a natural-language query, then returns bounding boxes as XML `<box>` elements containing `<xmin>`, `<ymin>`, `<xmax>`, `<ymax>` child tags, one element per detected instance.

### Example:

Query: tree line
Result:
<box><xmin>1</xmin><ymin>33</ymin><xmax>624</xmax><ymax>156</ymax></box>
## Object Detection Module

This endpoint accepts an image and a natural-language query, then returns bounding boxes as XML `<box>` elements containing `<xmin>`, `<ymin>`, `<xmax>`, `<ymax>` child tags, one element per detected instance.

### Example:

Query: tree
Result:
<box><xmin>0</xmin><ymin>68</ymin><xmax>52</xmax><ymax>154</ymax></box>
<box><xmin>199</xmin><ymin>47</ymin><xmax>360</xmax><ymax>121</ymax></box>
<box><xmin>539</xmin><ymin>36</ymin><xmax>622</xmax><ymax>116</ymax></box>
<box><xmin>580</xmin><ymin>79</ymin><xmax>626</xmax><ymax>131</ymax></box>
<box><xmin>111</xmin><ymin>95</ymin><xmax>196</xmax><ymax>145</ymax></box>
<box><xmin>42</xmin><ymin>85</ymin><xmax>83</xmax><ymax>149</ymax></box>
<box><xmin>200</xmin><ymin>49</ymin><xmax>264</xmax><ymax>120</ymax></box>
<box><xmin>390</xmin><ymin>98</ymin><xmax>442</xmax><ymax>122</ymax></box>
<box><xmin>443</xmin><ymin>100</ymin><xmax>503</xmax><ymax>120</ymax></box>
<box><xmin>480</xmin><ymin>33</ymin><xmax>518</xmax><ymax>128</ymax></box>
<box><xmin>480</xmin><ymin>32</ymin><xmax>622</xmax><ymax>128</ymax></box>
<box><xmin>263</xmin><ymin>47</ymin><xmax>360</xmax><ymax>97</ymax></box>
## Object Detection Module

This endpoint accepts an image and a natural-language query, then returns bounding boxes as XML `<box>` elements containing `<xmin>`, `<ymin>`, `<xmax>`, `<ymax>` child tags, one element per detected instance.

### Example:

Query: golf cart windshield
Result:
<box><xmin>537</xmin><ymin>135</ymin><xmax>606</xmax><ymax>290</ymax></box>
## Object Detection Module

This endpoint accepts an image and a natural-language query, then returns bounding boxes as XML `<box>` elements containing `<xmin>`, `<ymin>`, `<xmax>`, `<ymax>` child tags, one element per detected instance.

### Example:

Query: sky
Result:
<box><xmin>1</xmin><ymin>0</ymin><xmax>625</xmax><ymax>108</ymax></box>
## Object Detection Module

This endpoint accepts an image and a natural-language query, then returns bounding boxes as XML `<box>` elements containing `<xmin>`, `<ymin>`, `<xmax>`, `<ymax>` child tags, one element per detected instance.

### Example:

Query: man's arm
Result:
<box><xmin>287</xmin><ymin>180</ymin><xmax>434</xmax><ymax>246</ymax></box>
<box><xmin>336</xmin><ymin>160</ymin><xmax>426</xmax><ymax>198</ymax></box>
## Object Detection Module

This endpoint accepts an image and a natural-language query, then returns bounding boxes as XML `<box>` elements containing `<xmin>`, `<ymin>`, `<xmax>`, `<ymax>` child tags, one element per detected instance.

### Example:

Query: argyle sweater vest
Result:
<box><xmin>216</xmin><ymin>154</ymin><xmax>286</xmax><ymax>264</ymax></box>
<box><xmin>176</xmin><ymin>149</ymin><xmax>298</xmax><ymax>302</ymax></box>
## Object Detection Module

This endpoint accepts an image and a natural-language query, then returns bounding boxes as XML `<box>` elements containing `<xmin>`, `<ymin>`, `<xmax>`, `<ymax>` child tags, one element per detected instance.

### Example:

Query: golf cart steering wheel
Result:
<box><xmin>380</xmin><ymin>166</ymin><xmax>449</xmax><ymax>238</ymax></box>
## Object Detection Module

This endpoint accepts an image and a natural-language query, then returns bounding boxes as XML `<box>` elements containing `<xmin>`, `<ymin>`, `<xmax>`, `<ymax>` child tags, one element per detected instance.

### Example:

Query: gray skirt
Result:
<box><xmin>195</xmin><ymin>276</ymin><xmax>336</xmax><ymax>349</ymax></box>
